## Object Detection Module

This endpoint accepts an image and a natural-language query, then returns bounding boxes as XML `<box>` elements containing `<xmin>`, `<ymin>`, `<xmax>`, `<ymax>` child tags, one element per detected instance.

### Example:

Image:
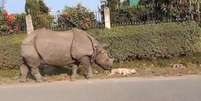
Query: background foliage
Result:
<box><xmin>89</xmin><ymin>22</ymin><xmax>201</xmax><ymax>61</ymax></box>
<box><xmin>25</xmin><ymin>0</ymin><xmax>52</xmax><ymax>29</ymax></box>
<box><xmin>106</xmin><ymin>0</ymin><xmax>194</xmax><ymax>25</ymax></box>
<box><xmin>1</xmin><ymin>22</ymin><xmax>201</xmax><ymax>69</ymax></box>
<box><xmin>58</xmin><ymin>4</ymin><xmax>95</xmax><ymax>30</ymax></box>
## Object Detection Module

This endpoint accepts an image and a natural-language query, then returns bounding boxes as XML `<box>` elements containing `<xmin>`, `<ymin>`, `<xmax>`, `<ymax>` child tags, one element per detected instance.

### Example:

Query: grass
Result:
<box><xmin>0</xmin><ymin>33</ymin><xmax>26</xmax><ymax>45</ymax></box>
<box><xmin>89</xmin><ymin>22</ymin><xmax>201</xmax><ymax>61</ymax></box>
<box><xmin>1</xmin><ymin>24</ymin><xmax>201</xmax><ymax>84</ymax></box>
<box><xmin>1</xmin><ymin>55</ymin><xmax>201</xmax><ymax>84</ymax></box>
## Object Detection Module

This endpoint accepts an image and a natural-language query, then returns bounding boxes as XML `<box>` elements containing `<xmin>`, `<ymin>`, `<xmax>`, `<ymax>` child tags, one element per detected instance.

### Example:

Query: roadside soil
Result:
<box><xmin>0</xmin><ymin>66</ymin><xmax>201</xmax><ymax>85</ymax></box>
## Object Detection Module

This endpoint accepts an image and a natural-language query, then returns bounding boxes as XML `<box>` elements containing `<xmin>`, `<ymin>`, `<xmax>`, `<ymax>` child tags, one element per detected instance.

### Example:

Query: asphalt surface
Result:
<box><xmin>0</xmin><ymin>75</ymin><xmax>201</xmax><ymax>101</ymax></box>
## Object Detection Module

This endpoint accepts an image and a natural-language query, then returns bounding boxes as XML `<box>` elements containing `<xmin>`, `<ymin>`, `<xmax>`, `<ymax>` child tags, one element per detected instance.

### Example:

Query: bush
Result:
<box><xmin>89</xmin><ymin>22</ymin><xmax>201</xmax><ymax>61</ymax></box>
<box><xmin>59</xmin><ymin>4</ymin><xmax>95</xmax><ymax>30</ymax></box>
<box><xmin>33</xmin><ymin>14</ymin><xmax>53</xmax><ymax>29</ymax></box>
<box><xmin>25</xmin><ymin>0</ymin><xmax>52</xmax><ymax>29</ymax></box>
<box><xmin>15</xmin><ymin>14</ymin><xmax>26</xmax><ymax>32</ymax></box>
<box><xmin>111</xmin><ymin>6</ymin><xmax>151</xmax><ymax>24</ymax></box>
<box><xmin>0</xmin><ymin>34</ymin><xmax>26</xmax><ymax>69</ymax></box>
<box><xmin>0</xmin><ymin>13</ymin><xmax>26</xmax><ymax>35</ymax></box>
<box><xmin>1</xmin><ymin>22</ymin><xmax>201</xmax><ymax>69</ymax></box>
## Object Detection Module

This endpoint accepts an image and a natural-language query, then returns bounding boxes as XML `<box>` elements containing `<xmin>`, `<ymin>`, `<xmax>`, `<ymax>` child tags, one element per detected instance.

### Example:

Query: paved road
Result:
<box><xmin>0</xmin><ymin>75</ymin><xmax>201</xmax><ymax>101</ymax></box>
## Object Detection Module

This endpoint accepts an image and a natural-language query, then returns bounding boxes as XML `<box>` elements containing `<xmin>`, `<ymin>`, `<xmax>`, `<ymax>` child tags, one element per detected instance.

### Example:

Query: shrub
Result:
<box><xmin>89</xmin><ymin>22</ymin><xmax>201</xmax><ymax>61</ymax></box>
<box><xmin>25</xmin><ymin>0</ymin><xmax>53</xmax><ymax>29</ymax></box>
<box><xmin>15</xmin><ymin>14</ymin><xmax>26</xmax><ymax>32</ymax></box>
<box><xmin>1</xmin><ymin>22</ymin><xmax>201</xmax><ymax>69</ymax></box>
<box><xmin>32</xmin><ymin>14</ymin><xmax>53</xmax><ymax>29</ymax></box>
<box><xmin>0</xmin><ymin>34</ymin><xmax>26</xmax><ymax>69</ymax></box>
<box><xmin>59</xmin><ymin>4</ymin><xmax>95</xmax><ymax>30</ymax></box>
<box><xmin>0</xmin><ymin>13</ymin><xmax>26</xmax><ymax>35</ymax></box>
<box><xmin>110</xmin><ymin>6</ymin><xmax>151</xmax><ymax>25</ymax></box>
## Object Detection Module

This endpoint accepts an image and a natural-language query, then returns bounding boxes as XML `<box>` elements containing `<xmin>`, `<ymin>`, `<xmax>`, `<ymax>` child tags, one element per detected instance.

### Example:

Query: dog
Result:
<box><xmin>109</xmin><ymin>68</ymin><xmax>136</xmax><ymax>76</ymax></box>
<box><xmin>172</xmin><ymin>64</ymin><xmax>186</xmax><ymax>70</ymax></box>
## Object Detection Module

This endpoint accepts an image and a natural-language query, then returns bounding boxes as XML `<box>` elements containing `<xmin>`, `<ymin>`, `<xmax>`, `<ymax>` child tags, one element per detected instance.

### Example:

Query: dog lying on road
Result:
<box><xmin>109</xmin><ymin>68</ymin><xmax>136</xmax><ymax>76</ymax></box>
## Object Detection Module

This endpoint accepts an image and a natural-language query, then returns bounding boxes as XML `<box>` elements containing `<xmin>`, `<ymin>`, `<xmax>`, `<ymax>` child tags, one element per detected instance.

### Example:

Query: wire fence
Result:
<box><xmin>0</xmin><ymin>10</ymin><xmax>104</xmax><ymax>35</ymax></box>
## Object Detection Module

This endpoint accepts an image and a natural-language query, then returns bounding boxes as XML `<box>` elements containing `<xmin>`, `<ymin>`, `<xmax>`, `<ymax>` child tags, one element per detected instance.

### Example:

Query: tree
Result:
<box><xmin>25</xmin><ymin>0</ymin><xmax>40</xmax><ymax>15</ymax></box>
<box><xmin>25</xmin><ymin>0</ymin><xmax>52</xmax><ymax>29</ymax></box>
<box><xmin>38</xmin><ymin>0</ymin><xmax>49</xmax><ymax>14</ymax></box>
<box><xmin>59</xmin><ymin>4</ymin><xmax>95</xmax><ymax>30</ymax></box>
<box><xmin>106</xmin><ymin>0</ymin><xmax>121</xmax><ymax>11</ymax></box>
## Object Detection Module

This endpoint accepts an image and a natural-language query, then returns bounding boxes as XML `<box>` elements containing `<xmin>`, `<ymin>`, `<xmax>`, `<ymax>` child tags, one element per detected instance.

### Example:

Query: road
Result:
<box><xmin>0</xmin><ymin>75</ymin><xmax>201</xmax><ymax>101</ymax></box>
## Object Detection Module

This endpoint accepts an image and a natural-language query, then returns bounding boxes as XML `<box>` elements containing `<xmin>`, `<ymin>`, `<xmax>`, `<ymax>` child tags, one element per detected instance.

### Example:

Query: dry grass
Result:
<box><xmin>0</xmin><ymin>60</ymin><xmax>201</xmax><ymax>85</ymax></box>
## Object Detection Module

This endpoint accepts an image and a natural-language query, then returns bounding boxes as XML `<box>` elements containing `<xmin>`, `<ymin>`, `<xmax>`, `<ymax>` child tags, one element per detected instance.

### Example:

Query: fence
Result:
<box><xmin>49</xmin><ymin>11</ymin><xmax>104</xmax><ymax>31</ymax></box>
<box><xmin>0</xmin><ymin>11</ymin><xmax>104</xmax><ymax>35</ymax></box>
<box><xmin>1</xmin><ymin>3</ymin><xmax>201</xmax><ymax>35</ymax></box>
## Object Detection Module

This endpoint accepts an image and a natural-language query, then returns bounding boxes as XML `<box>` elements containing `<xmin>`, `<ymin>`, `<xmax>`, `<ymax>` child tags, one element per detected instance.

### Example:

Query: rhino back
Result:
<box><xmin>35</xmin><ymin>30</ymin><xmax>74</xmax><ymax>66</ymax></box>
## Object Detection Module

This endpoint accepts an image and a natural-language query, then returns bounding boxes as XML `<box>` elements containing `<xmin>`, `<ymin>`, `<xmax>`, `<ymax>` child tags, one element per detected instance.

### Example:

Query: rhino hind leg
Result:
<box><xmin>21</xmin><ymin>43</ymin><xmax>44</xmax><ymax>82</ymax></box>
<box><xmin>80</xmin><ymin>56</ymin><xmax>93</xmax><ymax>79</ymax></box>
<box><xmin>25</xmin><ymin>58</ymin><xmax>42</xmax><ymax>82</ymax></box>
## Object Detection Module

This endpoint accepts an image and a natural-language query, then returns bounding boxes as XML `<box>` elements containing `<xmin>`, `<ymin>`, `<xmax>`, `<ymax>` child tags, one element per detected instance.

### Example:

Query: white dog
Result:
<box><xmin>109</xmin><ymin>68</ymin><xmax>136</xmax><ymax>76</ymax></box>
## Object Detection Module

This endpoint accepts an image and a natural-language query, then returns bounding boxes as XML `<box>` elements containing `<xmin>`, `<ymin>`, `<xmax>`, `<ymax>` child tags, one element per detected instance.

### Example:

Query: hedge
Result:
<box><xmin>0</xmin><ymin>34</ymin><xmax>25</xmax><ymax>69</ymax></box>
<box><xmin>1</xmin><ymin>22</ymin><xmax>201</xmax><ymax>69</ymax></box>
<box><xmin>89</xmin><ymin>22</ymin><xmax>201</xmax><ymax>61</ymax></box>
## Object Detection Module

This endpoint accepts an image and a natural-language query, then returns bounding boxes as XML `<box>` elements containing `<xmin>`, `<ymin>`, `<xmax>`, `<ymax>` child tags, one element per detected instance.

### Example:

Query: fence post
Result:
<box><xmin>104</xmin><ymin>7</ymin><xmax>111</xmax><ymax>29</ymax></box>
<box><xmin>25</xmin><ymin>12</ymin><xmax>34</xmax><ymax>34</ymax></box>
<box><xmin>189</xmin><ymin>0</ymin><xmax>194</xmax><ymax>20</ymax></box>
<box><xmin>197</xmin><ymin>2</ymin><xmax>200</xmax><ymax>21</ymax></box>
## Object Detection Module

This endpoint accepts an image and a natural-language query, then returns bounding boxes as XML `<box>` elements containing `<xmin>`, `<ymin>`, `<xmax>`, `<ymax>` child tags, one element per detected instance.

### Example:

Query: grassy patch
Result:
<box><xmin>0</xmin><ymin>69</ymin><xmax>20</xmax><ymax>84</ymax></box>
<box><xmin>89</xmin><ymin>22</ymin><xmax>201</xmax><ymax>61</ymax></box>
<box><xmin>0</xmin><ymin>33</ymin><xmax>26</xmax><ymax>69</ymax></box>
<box><xmin>1</xmin><ymin>24</ymin><xmax>201</xmax><ymax>84</ymax></box>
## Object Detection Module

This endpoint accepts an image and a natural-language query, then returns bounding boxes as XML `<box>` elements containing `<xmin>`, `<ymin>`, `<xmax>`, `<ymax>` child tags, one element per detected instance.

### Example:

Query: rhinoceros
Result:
<box><xmin>20</xmin><ymin>28</ymin><xmax>113</xmax><ymax>82</ymax></box>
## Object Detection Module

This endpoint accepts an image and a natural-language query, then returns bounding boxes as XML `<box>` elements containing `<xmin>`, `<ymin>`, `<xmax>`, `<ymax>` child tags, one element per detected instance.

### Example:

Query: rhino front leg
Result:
<box><xmin>70</xmin><ymin>64</ymin><xmax>79</xmax><ymax>81</ymax></box>
<box><xmin>80</xmin><ymin>56</ymin><xmax>93</xmax><ymax>79</ymax></box>
<box><xmin>19</xmin><ymin>64</ymin><xmax>29</xmax><ymax>82</ymax></box>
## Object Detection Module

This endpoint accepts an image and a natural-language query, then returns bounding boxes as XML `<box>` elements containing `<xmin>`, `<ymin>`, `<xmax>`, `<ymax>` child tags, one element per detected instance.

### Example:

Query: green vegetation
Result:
<box><xmin>25</xmin><ymin>0</ymin><xmax>52</xmax><ymax>29</ymax></box>
<box><xmin>1</xmin><ymin>22</ymin><xmax>201</xmax><ymax>83</ymax></box>
<box><xmin>59</xmin><ymin>4</ymin><xmax>95</xmax><ymax>30</ymax></box>
<box><xmin>1</xmin><ymin>22</ymin><xmax>201</xmax><ymax>69</ymax></box>
<box><xmin>89</xmin><ymin>22</ymin><xmax>201</xmax><ymax>61</ymax></box>
<box><xmin>0</xmin><ymin>33</ymin><xmax>26</xmax><ymax>69</ymax></box>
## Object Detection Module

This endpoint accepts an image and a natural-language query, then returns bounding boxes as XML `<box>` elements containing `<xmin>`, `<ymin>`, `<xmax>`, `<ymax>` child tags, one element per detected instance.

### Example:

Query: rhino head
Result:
<box><xmin>95</xmin><ymin>47</ymin><xmax>114</xmax><ymax>70</ymax></box>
